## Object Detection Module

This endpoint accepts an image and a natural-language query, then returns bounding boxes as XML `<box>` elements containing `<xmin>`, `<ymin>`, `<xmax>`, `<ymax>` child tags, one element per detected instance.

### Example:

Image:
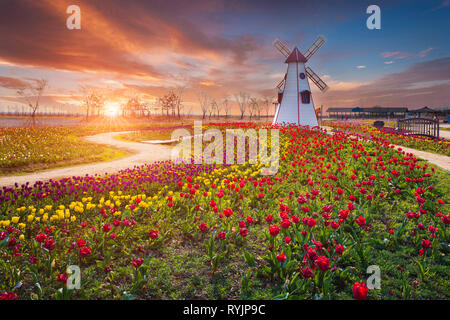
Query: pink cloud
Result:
<box><xmin>417</xmin><ymin>48</ymin><xmax>433</xmax><ymax>58</ymax></box>
<box><xmin>316</xmin><ymin>58</ymin><xmax>450</xmax><ymax>109</ymax></box>
<box><xmin>381</xmin><ymin>48</ymin><xmax>433</xmax><ymax>60</ymax></box>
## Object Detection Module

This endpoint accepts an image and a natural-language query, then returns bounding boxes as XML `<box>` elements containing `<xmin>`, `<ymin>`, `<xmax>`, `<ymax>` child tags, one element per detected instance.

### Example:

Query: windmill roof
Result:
<box><xmin>285</xmin><ymin>47</ymin><xmax>307</xmax><ymax>63</ymax></box>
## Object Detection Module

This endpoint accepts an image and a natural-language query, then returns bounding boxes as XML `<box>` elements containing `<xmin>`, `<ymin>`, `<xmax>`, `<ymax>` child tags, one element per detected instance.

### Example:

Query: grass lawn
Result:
<box><xmin>115</xmin><ymin>125</ymin><xmax>193</xmax><ymax>143</ymax></box>
<box><xmin>0</xmin><ymin>127</ymin><xmax>134</xmax><ymax>176</ymax></box>
<box><xmin>0</xmin><ymin>145</ymin><xmax>132</xmax><ymax>176</ymax></box>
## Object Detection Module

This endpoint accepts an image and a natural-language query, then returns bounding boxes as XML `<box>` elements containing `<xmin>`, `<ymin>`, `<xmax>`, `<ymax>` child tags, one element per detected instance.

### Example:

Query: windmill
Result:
<box><xmin>272</xmin><ymin>35</ymin><xmax>328</xmax><ymax>127</ymax></box>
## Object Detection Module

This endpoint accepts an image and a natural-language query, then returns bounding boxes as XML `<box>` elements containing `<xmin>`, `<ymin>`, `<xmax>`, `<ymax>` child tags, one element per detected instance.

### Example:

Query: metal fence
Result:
<box><xmin>397</xmin><ymin>118</ymin><xmax>439</xmax><ymax>138</ymax></box>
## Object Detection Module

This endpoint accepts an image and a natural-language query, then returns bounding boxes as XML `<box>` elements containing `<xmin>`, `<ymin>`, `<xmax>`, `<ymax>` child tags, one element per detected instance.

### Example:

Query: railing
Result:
<box><xmin>397</xmin><ymin>118</ymin><xmax>439</xmax><ymax>138</ymax></box>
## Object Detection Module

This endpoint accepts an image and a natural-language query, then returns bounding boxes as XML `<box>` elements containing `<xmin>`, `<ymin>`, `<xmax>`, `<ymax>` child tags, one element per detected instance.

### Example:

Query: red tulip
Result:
<box><xmin>149</xmin><ymin>229</ymin><xmax>159</xmax><ymax>239</ymax></box>
<box><xmin>276</xmin><ymin>252</ymin><xmax>286</xmax><ymax>262</ymax></box>
<box><xmin>352</xmin><ymin>282</ymin><xmax>369</xmax><ymax>300</ymax></box>
<box><xmin>355</xmin><ymin>216</ymin><xmax>366</xmax><ymax>227</ymax></box>
<box><xmin>315</xmin><ymin>256</ymin><xmax>330</xmax><ymax>271</ymax></box>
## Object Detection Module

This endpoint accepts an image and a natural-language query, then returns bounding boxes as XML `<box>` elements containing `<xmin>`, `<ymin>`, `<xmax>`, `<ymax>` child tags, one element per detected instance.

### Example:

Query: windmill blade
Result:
<box><xmin>305</xmin><ymin>67</ymin><xmax>329</xmax><ymax>92</ymax></box>
<box><xmin>273</xmin><ymin>38</ymin><xmax>292</xmax><ymax>57</ymax></box>
<box><xmin>276</xmin><ymin>78</ymin><xmax>285</xmax><ymax>90</ymax></box>
<box><xmin>303</xmin><ymin>35</ymin><xmax>326</xmax><ymax>61</ymax></box>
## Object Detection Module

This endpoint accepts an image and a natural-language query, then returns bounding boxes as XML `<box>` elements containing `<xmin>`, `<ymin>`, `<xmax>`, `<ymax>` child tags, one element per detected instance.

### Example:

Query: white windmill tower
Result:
<box><xmin>272</xmin><ymin>35</ymin><xmax>329</xmax><ymax>127</ymax></box>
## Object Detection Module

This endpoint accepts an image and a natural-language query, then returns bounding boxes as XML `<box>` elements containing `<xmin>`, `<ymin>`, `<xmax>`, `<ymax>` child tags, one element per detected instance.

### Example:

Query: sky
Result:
<box><xmin>0</xmin><ymin>0</ymin><xmax>449</xmax><ymax>114</ymax></box>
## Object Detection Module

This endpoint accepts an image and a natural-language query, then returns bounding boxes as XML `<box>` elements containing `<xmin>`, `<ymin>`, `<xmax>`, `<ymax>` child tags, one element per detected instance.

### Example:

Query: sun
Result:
<box><xmin>104</xmin><ymin>102</ymin><xmax>120</xmax><ymax>117</ymax></box>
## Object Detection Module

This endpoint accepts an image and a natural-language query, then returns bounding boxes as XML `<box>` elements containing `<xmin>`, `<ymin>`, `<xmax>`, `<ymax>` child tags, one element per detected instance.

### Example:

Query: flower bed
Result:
<box><xmin>0</xmin><ymin>123</ymin><xmax>448</xmax><ymax>300</ymax></box>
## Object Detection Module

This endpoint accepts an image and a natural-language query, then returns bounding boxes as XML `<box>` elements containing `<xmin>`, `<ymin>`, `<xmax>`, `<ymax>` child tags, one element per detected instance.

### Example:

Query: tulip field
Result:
<box><xmin>0</xmin><ymin>122</ymin><xmax>449</xmax><ymax>300</ymax></box>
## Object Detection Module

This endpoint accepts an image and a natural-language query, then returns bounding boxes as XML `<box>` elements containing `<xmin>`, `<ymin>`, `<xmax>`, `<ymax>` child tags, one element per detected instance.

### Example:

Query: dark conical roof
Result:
<box><xmin>285</xmin><ymin>47</ymin><xmax>307</xmax><ymax>63</ymax></box>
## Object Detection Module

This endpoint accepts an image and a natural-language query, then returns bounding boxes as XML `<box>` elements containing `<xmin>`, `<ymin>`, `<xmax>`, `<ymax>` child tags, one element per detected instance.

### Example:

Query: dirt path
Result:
<box><xmin>0</xmin><ymin>131</ymin><xmax>175</xmax><ymax>187</ymax></box>
<box><xmin>321</xmin><ymin>126</ymin><xmax>450</xmax><ymax>171</ymax></box>
<box><xmin>439</xmin><ymin>129</ymin><xmax>450</xmax><ymax>140</ymax></box>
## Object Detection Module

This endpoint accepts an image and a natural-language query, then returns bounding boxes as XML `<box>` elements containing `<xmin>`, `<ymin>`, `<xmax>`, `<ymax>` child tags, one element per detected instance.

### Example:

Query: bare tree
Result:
<box><xmin>222</xmin><ymin>97</ymin><xmax>231</xmax><ymax>118</ymax></box>
<box><xmin>159</xmin><ymin>91</ymin><xmax>179</xmax><ymax>117</ymax></box>
<box><xmin>174</xmin><ymin>86</ymin><xmax>185</xmax><ymax>118</ymax></box>
<box><xmin>255</xmin><ymin>98</ymin><xmax>263</xmax><ymax>120</ymax></box>
<box><xmin>234</xmin><ymin>92</ymin><xmax>249</xmax><ymax>120</ymax></box>
<box><xmin>197</xmin><ymin>92</ymin><xmax>210</xmax><ymax>119</ymax></box>
<box><xmin>124</xmin><ymin>95</ymin><xmax>146</xmax><ymax>117</ymax></box>
<box><xmin>248</xmin><ymin>98</ymin><xmax>254</xmax><ymax>120</ymax></box>
<box><xmin>17</xmin><ymin>79</ymin><xmax>48</xmax><ymax>119</ymax></box>
<box><xmin>257</xmin><ymin>101</ymin><xmax>264</xmax><ymax>120</ymax></box>
<box><xmin>210</xmin><ymin>99</ymin><xmax>220</xmax><ymax>119</ymax></box>
<box><xmin>263</xmin><ymin>97</ymin><xmax>272</xmax><ymax>118</ymax></box>
<box><xmin>208</xmin><ymin>99</ymin><xmax>215</xmax><ymax>119</ymax></box>
<box><xmin>249</xmin><ymin>97</ymin><xmax>260</xmax><ymax>120</ymax></box>
<box><xmin>79</xmin><ymin>85</ymin><xmax>104</xmax><ymax>120</ymax></box>
<box><xmin>92</xmin><ymin>94</ymin><xmax>104</xmax><ymax>116</ymax></box>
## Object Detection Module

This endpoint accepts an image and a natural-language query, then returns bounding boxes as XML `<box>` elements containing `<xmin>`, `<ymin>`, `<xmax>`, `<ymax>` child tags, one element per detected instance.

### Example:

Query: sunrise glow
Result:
<box><xmin>104</xmin><ymin>102</ymin><xmax>121</xmax><ymax>117</ymax></box>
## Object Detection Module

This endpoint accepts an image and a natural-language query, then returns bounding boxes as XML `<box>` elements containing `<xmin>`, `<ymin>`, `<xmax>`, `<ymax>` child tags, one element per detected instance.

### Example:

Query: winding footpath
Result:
<box><xmin>0</xmin><ymin>131</ymin><xmax>175</xmax><ymax>187</ymax></box>
<box><xmin>1</xmin><ymin>127</ymin><xmax>448</xmax><ymax>188</ymax></box>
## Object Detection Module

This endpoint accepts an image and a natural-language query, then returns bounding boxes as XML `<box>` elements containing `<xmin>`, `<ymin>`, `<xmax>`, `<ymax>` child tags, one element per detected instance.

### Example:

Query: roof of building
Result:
<box><xmin>412</xmin><ymin>106</ymin><xmax>438</xmax><ymax>113</ymax></box>
<box><xmin>328</xmin><ymin>107</ymin><xmax>409</xmax><ymax>113</ymax></box>
<box><xmin>361</xmin><ymin>107</ymin><xmax>408</xmax><ymax>112</ymax></box>
<box><xmin>285</xmin><ymin>47</ymin><xmax>307</xmax><ymax>63</ymax></box>
<box><xmin>327</xmin><ymin>108</ymin><xmax>354</xmax><ymax>113</ymax></box>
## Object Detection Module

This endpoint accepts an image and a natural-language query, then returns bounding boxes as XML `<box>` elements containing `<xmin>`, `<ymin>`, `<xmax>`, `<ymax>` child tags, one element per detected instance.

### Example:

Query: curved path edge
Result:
<box><xmin>0</xmin><ymin>131</ymin><xmax>175</xmax><ymax>187</ymax></box>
